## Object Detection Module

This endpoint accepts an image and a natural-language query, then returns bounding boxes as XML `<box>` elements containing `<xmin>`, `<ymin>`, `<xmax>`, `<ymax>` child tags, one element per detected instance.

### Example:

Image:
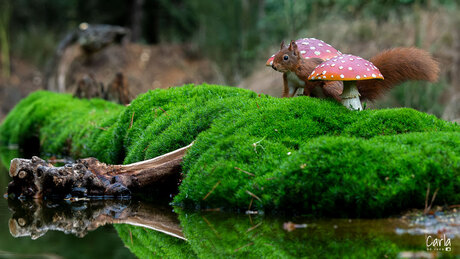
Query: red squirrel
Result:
<box><xmin>271</xmin><ymin>41</ymin><xmax>440</xmax><ymax>101</ymax></box>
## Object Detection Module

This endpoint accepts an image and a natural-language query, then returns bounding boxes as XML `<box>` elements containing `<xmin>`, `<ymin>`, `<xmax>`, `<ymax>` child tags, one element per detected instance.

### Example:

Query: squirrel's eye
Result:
<box><xmin>283</xmin><ymin>55</ymin><xmax>289</xmax><ymax>61</ymax></box>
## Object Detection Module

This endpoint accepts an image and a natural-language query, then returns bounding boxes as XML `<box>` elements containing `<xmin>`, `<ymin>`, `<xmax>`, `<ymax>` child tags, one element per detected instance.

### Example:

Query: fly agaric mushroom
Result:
<box><xmin>308</xmin><ymin>54</ymin><xmax>384</xmax><ymax>110</ymax></box>
<box><xmin>266</xmin><ymin>38</ymin><xmax>341</xmax><ymax>67</ymax></box>
<box><xmin>267</xmin><ymin>38</ymin><xmax>342</xmax><ymax>97</ymax></box>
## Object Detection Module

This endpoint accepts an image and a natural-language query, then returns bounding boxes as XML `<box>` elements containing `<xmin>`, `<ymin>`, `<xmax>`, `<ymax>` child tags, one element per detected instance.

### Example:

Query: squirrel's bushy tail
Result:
<box><xmin>357</xmin><ymin>47</ymin><xmax>439</xmax><ymax>101</ymax></box>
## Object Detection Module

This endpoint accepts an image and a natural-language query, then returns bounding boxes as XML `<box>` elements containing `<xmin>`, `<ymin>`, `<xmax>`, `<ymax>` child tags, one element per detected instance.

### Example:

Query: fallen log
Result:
<box><xmin>7</xmin><ymin>143</ymin><xmax>193</xmax><ymax>200</ymax></box>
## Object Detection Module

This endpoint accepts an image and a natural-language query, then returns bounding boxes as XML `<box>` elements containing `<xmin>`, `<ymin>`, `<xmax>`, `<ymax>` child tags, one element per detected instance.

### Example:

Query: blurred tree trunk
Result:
<box><xmin>130</xmin><ymin>0</ymin><xmax>144</xmax><ymax>42</ymax></box>
<box><xmin>0</xmin><ymin>0</ymin><xmax>10</xmax><ymax>79</ymax></box>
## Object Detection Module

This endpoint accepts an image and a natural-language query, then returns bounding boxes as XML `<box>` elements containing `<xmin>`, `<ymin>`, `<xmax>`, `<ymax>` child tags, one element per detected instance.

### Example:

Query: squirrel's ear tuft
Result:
<box><xmin>280</xmin><ymin>41</ymin><xmax>286</xmax><ymax>50</ymax></box>
<box><xmin>291</xmin><ymin>41</ymin><xmax>299</xmax><ymax>56</ymax></box>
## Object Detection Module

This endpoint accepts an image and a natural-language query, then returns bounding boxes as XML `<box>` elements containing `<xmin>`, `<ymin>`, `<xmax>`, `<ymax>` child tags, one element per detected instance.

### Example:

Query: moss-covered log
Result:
<box><xmin>1</xmin><ymin>84</ymin><xmax>459</xmax><ymax>216</ymax></box>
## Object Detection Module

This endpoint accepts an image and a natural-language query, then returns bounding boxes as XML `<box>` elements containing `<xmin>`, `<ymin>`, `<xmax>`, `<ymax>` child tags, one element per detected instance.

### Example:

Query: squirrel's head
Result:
<box><xmin>272</xmin><ymin>40</ymin><xmax>301</xmax><ymax>73</ymax></box>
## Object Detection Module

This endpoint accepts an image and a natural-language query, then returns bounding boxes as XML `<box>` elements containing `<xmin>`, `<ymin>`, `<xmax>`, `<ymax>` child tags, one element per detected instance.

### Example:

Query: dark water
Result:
<box><xmin>0</xmin><ymin>156</ymin><xmax>459</xmax><ymax>258</ymax></box>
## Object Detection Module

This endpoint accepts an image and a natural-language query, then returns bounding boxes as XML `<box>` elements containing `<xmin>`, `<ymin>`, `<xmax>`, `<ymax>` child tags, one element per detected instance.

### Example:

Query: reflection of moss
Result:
<box><xmin>177</xmin><ymin>211</ymin><xmax>405</xmax><ymax>259</ymax></box>
<box><xmin>118</xmin><ymin>210</ymin><xmax>427</xmax><ymax>259</ymax></box>
<box><xmin>1</xmin><ymin>85</ymin><xmax>459</xmax><ymax>216</ymax></box>
<box><xmin>115</xmin><ymin>224</ymin><xmax>196</xmax><ymax>259</ymax></box>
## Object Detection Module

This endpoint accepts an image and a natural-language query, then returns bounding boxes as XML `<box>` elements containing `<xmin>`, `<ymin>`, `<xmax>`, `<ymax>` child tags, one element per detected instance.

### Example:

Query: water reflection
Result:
<box><xmin>7</xmin><ymin>199</ymin><xmax>183</xmax><ymax>240</ymax></box>
<box><xmin>0</xmin><ymin>156</ymin><xmax>136</xmax><ymax>259</ymax></box>
<box><xmin>5</xmin><ymin>196</ymin><xmax>459</xmax><ymax>258</ymax></box>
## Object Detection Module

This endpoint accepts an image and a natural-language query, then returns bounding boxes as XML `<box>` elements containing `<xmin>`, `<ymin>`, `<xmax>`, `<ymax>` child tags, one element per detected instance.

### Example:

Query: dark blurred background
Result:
<box><xmin>0</xmin><ymin>0</ymin><xmax>459</xmax><ymax>121</ymax></box>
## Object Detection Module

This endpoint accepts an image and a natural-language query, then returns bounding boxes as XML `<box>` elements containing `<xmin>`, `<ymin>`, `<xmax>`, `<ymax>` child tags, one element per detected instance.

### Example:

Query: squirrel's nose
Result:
<box><xmin>271</xmin><ymin>65</ymin><xmax>277</xmax><ymax>71</ymax></box>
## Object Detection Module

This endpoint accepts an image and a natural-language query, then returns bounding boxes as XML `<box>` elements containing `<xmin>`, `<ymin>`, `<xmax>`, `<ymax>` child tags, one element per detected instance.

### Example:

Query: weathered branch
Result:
<box><xmin>7</xmin><ymin>143</ymin><xmax>193</xmax><ymax>199</ymax></box>
<box><xmin>8</xmin><ymin>199</ymin><xmax>184</xmax><ymax>240</ymax></box>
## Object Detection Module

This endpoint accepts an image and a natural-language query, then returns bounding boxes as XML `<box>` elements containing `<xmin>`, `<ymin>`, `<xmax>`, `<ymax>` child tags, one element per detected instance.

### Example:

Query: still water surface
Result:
<box><xmin>0</xmin><ymin>156</ymin><xmax>458</xmax><ymax>258</ymax></box>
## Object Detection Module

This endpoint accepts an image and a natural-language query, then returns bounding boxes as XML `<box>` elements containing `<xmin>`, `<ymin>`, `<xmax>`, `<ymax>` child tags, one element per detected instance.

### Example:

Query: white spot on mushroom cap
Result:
<box><xmin>348</xmin><ymin>67</ymin><xmax>353</xmax><ymax>71</ymax></box>
<box><xmin>340</xmin><ymin>74</ymin><xmax>344</xmax><ymax>78</ymax></box>
<box><xmin>339</xmin><ymin>66</ymin><xmax>343</xmax><ymax>69</ymax></box>
<box><xmin>318</xmin><ymin>43</ymin><xmax>323</xmax><ymax>46</ymax></box>
<box><xmin>322</xmin><ymin>70</ymin><xmax>327</xmax><ymax>75</ymax></box>
<box><xmin>326</xmin><ymin>50</ymin><xmax>331</xmax><ymax>53</ymax></box>
<box><xmin>270</xmin><ymin>61</ymin><xmax>273</xmax><ymax>66</ymax></box>
<box><xmin>356</xmin><ymin>75</ymin><xmax>361</xmax><ymax>79</ymax></box>
<box><xmin>310</xmin><ymin>46</ymin><xmax>316</xmax><ymax>50</ymax></box>
<box><xmin>300</xmin><ymin>51</ymin><xmax>306</xmax><ymax>54</ymax></box>
<box><xmin>301</xmin><ymin>42</ymin><xmax>309</xmax><ymax>45</ymax></box>
<box><xmin>331</xmin><ymin>64</ymin><xmax>335</xmax><ymax>67</ymax></box>
<box><xmin>372</xmin><ymin>74</ymin><xmax>376</xmax><ymax>78</ymax></box>
<box><xmin>314</xmin><ymin>51</ymin><xmax>321</xmax><ymax>55</ymax></box>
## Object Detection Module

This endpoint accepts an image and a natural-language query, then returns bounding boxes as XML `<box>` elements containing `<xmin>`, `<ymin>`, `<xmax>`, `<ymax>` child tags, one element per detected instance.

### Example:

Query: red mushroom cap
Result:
<box><xmin>266</xmin><ymin>38</ymin><xmax>341</xmax><ymax>66</ymax></box>
<box><xmin>307</xmin><ymin>54</ymin><xmax>384</xmax><ymax>81</ymax></box>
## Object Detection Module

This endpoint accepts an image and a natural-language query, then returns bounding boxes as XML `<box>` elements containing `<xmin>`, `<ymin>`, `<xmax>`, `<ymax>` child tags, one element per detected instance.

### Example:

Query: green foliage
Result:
<box><xmin>1</xmin><ymin>85</ymin><xmax>459</xmax><ymax>217</ymax></box>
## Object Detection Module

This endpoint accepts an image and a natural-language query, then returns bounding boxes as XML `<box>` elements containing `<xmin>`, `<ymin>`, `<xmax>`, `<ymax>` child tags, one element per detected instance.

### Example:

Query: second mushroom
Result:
<box><xmin>308</xmin><ymin>54</ymin><xmax>384</xmax><ymax>111</ymax></box>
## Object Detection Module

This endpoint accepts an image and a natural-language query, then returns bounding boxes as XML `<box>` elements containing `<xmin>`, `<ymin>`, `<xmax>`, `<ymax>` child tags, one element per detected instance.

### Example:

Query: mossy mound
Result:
<box><xmin>1</xmin><ymin>84</ymin><xmax>459</xmax><ymax>216</ymax></box>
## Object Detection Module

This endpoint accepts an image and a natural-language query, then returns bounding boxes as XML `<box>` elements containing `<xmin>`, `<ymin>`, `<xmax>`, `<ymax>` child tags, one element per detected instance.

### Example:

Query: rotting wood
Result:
<box><xmin>7</xmin><ymin>142</ymin><xmax>193</xmax><ymax>200</ymax></box>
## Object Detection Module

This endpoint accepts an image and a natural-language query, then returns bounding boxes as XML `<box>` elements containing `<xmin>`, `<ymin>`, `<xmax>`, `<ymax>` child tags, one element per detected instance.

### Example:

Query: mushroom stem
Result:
<box><xmin>340</xmin><ymin>81</ymin><xmax>362</xmax><ymax>111</ymax></box>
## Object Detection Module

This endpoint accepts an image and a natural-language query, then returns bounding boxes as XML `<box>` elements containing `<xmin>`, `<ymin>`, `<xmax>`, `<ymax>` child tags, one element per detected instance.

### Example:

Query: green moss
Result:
<box><xmin>0</xmin><ymin>91</ymin><xmax>123</xmax><ymax>163</ymax></box>
<box><xmin>1</xmin><ymin>84</ymin><xmax>459</xmax><ymax>216</ymax></box>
